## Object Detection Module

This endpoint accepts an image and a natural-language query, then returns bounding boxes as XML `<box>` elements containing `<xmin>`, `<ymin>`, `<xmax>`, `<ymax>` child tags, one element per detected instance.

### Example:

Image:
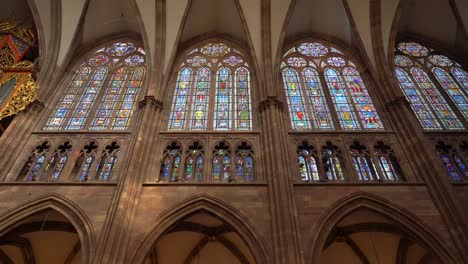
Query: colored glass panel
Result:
<box><xmin>185</xmin><ymin>156</ymin><xmax>194</xmax><ymax>180</ymax></box>
<box><xmin>245</xmin><ymin>155</ymin><xmax>254</xmax><ymax>181</ymax></box>
<box><xmin>282</xmin><ymin>68</ymin><xmax>311</xmax><ymax>129</ymax></box>
<box><xmin>51</xmin><ymin>156</ymin><xmax>68</xmax><ymax>181</ymax></box>
<box><xmin>411</xmin><ymin>67</ymin><xmax>463</xmax><ymax>129</ymax></box>
<box><xmin>213</xmin><ymin>156</ymin><xmax>221</xmax><ymax>180</ymax></box>
<box><xmin>379</xmin><ymin>156</ymin><xmax>397</xmax><ymax>181</ymax></box>
<box><xmin>66</xmin><ymin>67</ymin><xmax>108</xmax><ymax>130</ymax></box>
<box><xmin>440</xmin><ymin>154</ymin><xmax>462</xmax><ymax>181</ymax></box>
<box><xmin>235</xmin><ymin>156</ymin><xmax>244</xmax><ymax>177</ymax></box>
<box><xmin>327</xmin><ymin>57</ymin><xmax>346</xmax><ymax>67</ymax></box>
<box><xmin>287</xmin><ymin>57</ymin><xmax>307</xmax><ymax>67</ymax></box>
<box><xmin>111</xmin><ymin>67</ymin><xmax>145</xmax><ymax>130</ymax></box>
<box><xmin>343</xmin><ymin>67</ymin><xmax>384</xmax><ymax>129</ymax></box>
<box><xmin>394</xmin><ymin>68</ymin><xmax>441</xmax><ymax>129</ymax></box>
<box><xmin>78</xmin><ymin>156</ymin><xmax>94</xmax><ymax>181</ymax></box>
<box><xmin>106</xmin><ymin>42</ymin><xmax>137</xmax><ymax>57</ymax></box>
<box><xmin>428</xmin><ymin>55</ymin><xmax>452</xmax><ymax>67</ymax></box>
<box><xmin>235</xmin><ymin>67</ymin><xmax>252</xmax><ymax>130</ymax></box>
<box><xmin>200</xmin><ymin>43</ymin><xmax>230</xmax><ymax>57</ymax></box>
<box><xmin>324</xmin><ymin>68</ymin><xmax>360</xmax><ymax>130</ymax></box>
<box><xmin>453</xmin><ymin>155</ymin><xmax>468</xmax><ymax>178</ymax></box>
<box><xmin>169</xmin><ymin>68</ymin><xmax>192</xmax><ymax>130</ymax></box>
<box><xmin>452</xmin><ymin>67</ymin><xmax>468</xmax><ymax>92</ymax></box>
<box><xmin>190</xmin><ymin>68</ymin><xmax>211</xmax><ymax>130</ymax></box>
<box><xmin>297</xmin><ymin>42</ymin><xmax>328</xmax><ymax>57</ymax></box>
<box><xmin>124</xmin><ymin>55</ymin><xmax>145</xmax><ymax>66</ymax></box>
<box><xmin>44</xmin><ymin>66</ymin><xmax>91</xmax><ymax>130</ymax></box>
<box><xmin>394</xmin><ymin>55</ymin><xmax>413</xmax><ymax>67</ymax></box>
<box><xmin>195</xmin><ymin>156</ymin><xmax>204</xmax><ymax>181</ymax></box>
<box><xmin>214</xmin><ymin>68</ymin><xmax>232</xmax><ymax>130</ymax></box>
<box><xmin>27</xmin><ymin>155</ymin><xmax>45</xmax><ymax>181</ymax></box>
<box><xmin>397</xmin><ymin>42</ymin><xmax>428</xmax><ymax>57</ymax></box>
<box><xmin>433</xmin><ymin>68</ymin><xmax>468</xmax><ymax>119</ymax></box>
<box><xmin>302</xmin><ymin>68</ymin><xmax>334</xmax><ymax>129</ymax></box>
<box><xmin>162</xmin><ymin>157</ymin><xmax>171</xmax><ymax>181</ymax></box>
<box><xmin>172</xmin><ymin>156</ymin><xmax>181</xmax><ymax>180</ymax></box>
<box><xmin>325</xmin><ymin>156</ymin><xmax>344</xmax><ymax>181</ymax></box>
<box><xmin>89</xmin><ymin>67</ymin><xmax>128</xmax><ymax>130</ymax></box>
<box><xmin>223</xmin><ymin>155</ymin><xmax>231</xmax><ymax>181</ymax></box>
<box><xmin>99</xmin><ymin>154</ymin><xmax>118</xmax><ymax>180</ymax></box>
<box><xmin>353</xmin><ymin>156</ymin><xmax>377</xmax><ymax>181</ymax></box>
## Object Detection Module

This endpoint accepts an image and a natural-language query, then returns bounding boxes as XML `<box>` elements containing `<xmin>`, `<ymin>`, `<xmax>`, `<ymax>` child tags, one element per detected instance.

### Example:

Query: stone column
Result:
<box><xmin>259</xmin><ymin>96</ymin><xmax>303</xmax><ymax>264</ymax></box>
<box><xmin>94</xmin><ymin>96</ymin><xmax>163</xmax><ymax>264</ymax></box>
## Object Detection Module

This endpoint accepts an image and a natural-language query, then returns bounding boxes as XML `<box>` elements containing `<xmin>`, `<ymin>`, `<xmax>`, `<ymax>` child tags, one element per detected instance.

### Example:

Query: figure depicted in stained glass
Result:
<box><xmin>44</xmin><ymin>40</ymin><xmax>146</xmax><ymax>131</ymax></box>
<box><xmin>395</xmin><ymin>41</ymin><xmax>468</xmax><ymax>130</ymax></box>
<box><xmin>169</xmin><ymin>41</ymin><xmax>252</xmax><ymax>131</ymax></box>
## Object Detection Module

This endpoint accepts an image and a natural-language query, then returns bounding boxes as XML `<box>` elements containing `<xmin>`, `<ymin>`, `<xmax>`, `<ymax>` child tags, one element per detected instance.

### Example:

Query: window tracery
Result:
<box><xmin>394</xmin><ymin>41</ymin><xmax>468</xmax><ymax>130</ymax></box>
<box><xmin>321</xmin><ymin>142</ymin><xmax>345</xmax><ymax>181</ymax></box>
<box><xmin>19</xmin><ymin>141</ymin><xmax>51</xmax><ymax>181</ymax></box>
<box><xmin>168</xmin><ymin>41</ymin><xmax>252</xmax><ymax>131</ymax></box>
<box><xmin>44</xmin><ymin>41</ymin><xmax>146</xmax><ymax>131</ymax></box>
<box><xmin>374</xmin><ymin>141</ymin><xmax>403</xmax><ymax>181</ymax></box>
<box><xmin>95</xmin><ymin>141</ymin><xmax>120</xmax><ymax>181</ymax></box>
<box><xmin>349</xmin><ymin>141</ymin><xmax>379</xmax><ymax>181</ymax></box>
<box><xmin>212</xmin><ymin>141</ymin><xmax>232</xmax><ymax>182</ymax></box>
<box><xmin>435</xmin><ymin>141</ymin><xmax>467</xmax><ymax>181</ymax></box>
<box><xmin>184</xmin><ymin>141</ymin><xmax>204</xmax><ymax>182</ymax></box>
<box><xmin>74</xmin><ymin>141</ymin><xmax>99</xmax><ymax>182</ymax></box>
<box><xmin>160</xmin><ymin>142</ymin><xmax>182</xmax><ymax>182</ymax></box>
<box><xmin>281</xmin><ymin>41</ymin><xmax>384</xmax><ymax>131</ymax></box>
<box><xmin>297</xmin><ymin>141</ymin><xmax>320</xmax><ymax>181</ymax></box>
<box><xmin>235</xmin><ymin>141</ymin><xmax>254</xmax><ymax>181</ymax></box>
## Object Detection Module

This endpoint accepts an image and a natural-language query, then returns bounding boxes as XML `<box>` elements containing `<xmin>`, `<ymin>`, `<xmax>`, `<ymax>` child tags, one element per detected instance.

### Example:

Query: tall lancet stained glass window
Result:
<box><xmin>44</xmin><ymin>41</ymin><xmax>146</xmax><ymax>131</ymax></box>
<box><xmin>281</xmin><ymin>41</ymin><xmax>384</xmax><ymax>131</ymax></box>
<box><xmin>394</xmin><ymin>42</ymin><xmax>468</xmax><ymax>130</ymax></box>
<box><xmin>168</xmin><ymin>42</ymin><xmax>253</xmax><ymax>131</ymax></box>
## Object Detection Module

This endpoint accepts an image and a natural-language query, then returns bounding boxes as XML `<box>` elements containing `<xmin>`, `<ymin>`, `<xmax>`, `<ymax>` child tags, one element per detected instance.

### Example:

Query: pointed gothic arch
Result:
<box><xmin>0</xmin><ymin>193</ymin><xmax>96</xmax><ymax>264</ymax></box>
<box><xmin>308</xmin><ymin>192</ymin><xmax>459</xmax><ymax>264</ymax></box>
<box><xmin>129</xmin><ymin>194</ymin><xmax>271</xmax><ymax>264</ymax></box>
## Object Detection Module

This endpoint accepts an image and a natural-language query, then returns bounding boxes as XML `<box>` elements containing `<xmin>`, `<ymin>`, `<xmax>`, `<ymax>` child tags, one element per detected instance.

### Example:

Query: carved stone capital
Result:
<box><xmin>139</xmin><ymin>96</ymin><xmax>163</xmax><ymax>111</ymax></box>
<box><xmin>385</xmin><ymin>96</ymin><xmax>410</xmax><ymax>111</ymax></box>
<box><xmin>259</xmin><ymin>96</ymin><xmax>284</xmax><ymax>112</ymax></box>
<box><xmin>25</xmin><ymin>100</ymin><xmax>45</xmax><ymax>113</ymax></box>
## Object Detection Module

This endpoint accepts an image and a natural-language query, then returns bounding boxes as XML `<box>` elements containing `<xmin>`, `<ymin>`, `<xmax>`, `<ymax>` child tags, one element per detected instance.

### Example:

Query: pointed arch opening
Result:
<box><xmin>310</xmin><ymin>193</ymin><xmax>458</xmax><ymax>264</ymax></box>
<box><xmin>129</xmin><ymin>195</ymin><xmax>270</xmax><ymax>264</ymax></box>
<box><xmin>0</xmin><ymin>194</ymin><xmax>95</xmax><ymax>264</ymax></box>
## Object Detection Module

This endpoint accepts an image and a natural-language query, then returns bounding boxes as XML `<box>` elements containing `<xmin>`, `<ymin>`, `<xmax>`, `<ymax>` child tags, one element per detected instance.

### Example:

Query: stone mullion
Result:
<box><xmin>259</xmin><ymin>97</ymin><xmax>303</xmax><ymax>264</ymax></box>
<box><xmin>0</xmin><ymin>101</ymin><xmax>45</xmax><ymax>182</ymax></box>
<box><xmin>94</xmin><ymin>96</ymin><xmax>162</xmax><ymax>264</ymax></box>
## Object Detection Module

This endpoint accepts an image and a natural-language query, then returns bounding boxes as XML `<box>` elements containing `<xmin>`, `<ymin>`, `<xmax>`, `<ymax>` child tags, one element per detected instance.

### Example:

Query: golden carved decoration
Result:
<box><xmin>0</xmin><ymin>72</ymin><xmax>37</xmax><ymax>119</ymax></box>
<box><xmin>0</xmin><ymin>45</ymin><xmax>16</xmax><ymax>67</ymax></box>
<box><xmin>0</xmin><ymin>18</ymin><xmax>35</xmax><ymax>45</ymax></box>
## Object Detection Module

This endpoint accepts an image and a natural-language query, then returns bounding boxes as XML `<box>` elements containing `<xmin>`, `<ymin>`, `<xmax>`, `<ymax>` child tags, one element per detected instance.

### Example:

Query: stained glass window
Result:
<box><xmin>185</xmin><ymin>142</ymin><xmax>204</xmax><ymax>181</ymax></box>
<box><xmin>281</xmin><ymin>41</ymin><xmax>383</xmax><ymax>131</ymax></box>
<box><xmin>168</xmin><ymin>41</ymin><xmax>253</xmax><ymax>131</ymax></box>
<box><xmin>234</xmin><ymin>142</ymin><xmax>254</xmax><ymax>182</ymax></box>
<box><xmin>44</xmin><ymin>41</ymin><xmax>146</xmax><ymax>131</ymax></box>
<box><xmin>214</xmin><ymin>68</ymin><xmax>232</xmax><ymax>130</ymax></box>
<box><xmin>432</xmin><ymin>68</ymin><xmax>468</xmax><ymax>119</ymax></box>
<box><xmin>302</xmin><ymin>68</ymin><xmax>334</xmax><ymax>129</ymax></box>
<box><xmin>160</xmin><ymin>142</ymin><xmax>182</xmax><ymax>182</ymax></box>
<box><xmin>282</xmin><ymin>68</ymin><xmax>310</xmax><ymax>129</ymax></box>
<box><xmin>343</xmin><ymin>67</ymin><xmax>384</xmax><ymax>129</ymax></box>
<box><xmin>378</xmin><ymin>156</ymin><xmax>397</xmax><ymax>181</ymax></box>
<box><xmin>213</xmin><ymin>142</ymin><xmax>231</xmax><ymax>182</ymax></box>
<box><xmin>395</xmin><ymin>41</ymin><xmax>468</xmax><ymax>130</ymax></box>
<box><xmin>321</xmin><ymin>142</ymin><xmax>344</xmax><ymax>181</ymax></box>
<box><xmin>440</xmin><ymin>154</ymin><xmax>462</xmax><ymax>181</ymax></box>
<box><xmin>44</xmin><ymin>67</ymin><xmax>91</xmax><ymax>130</ymax></box>
<box><xmin>78</xmin><ymin>156</ymin><xmax>95</xmax><ymax>181</ymax></box>
<box><xmin>298</xmin><ymin>150</ymin><xmax>319</xmax><ymax>181</ymax></box>
<box><xmin>190</xmin><ymin>67</ymin><xmax>211</xmax><ymax>130</ymax></box>
<box><xmin>97</xmin><ymin>153</ymin><xmax>118</xmax><ymax>180</ymax></box>
<box><xmin>452</xmin><ymin>67</ymin><xmax>468</xmax><ymax>91</ymax></box>
<box><xmin>235</xmin><ymin>67</ymin><xmax>252</xmax><ymax>130</ymax></box>
<box><xmin>26</xmin><ymin>154</ymin><xmax>45</xmax><ymax>181</ymax></box>
<box><xmin>394</xmin><ymin>68</ymin><xmax>441</xmax><ymax>129</ymax></box>
<box><xmin>411</xmin><ymin>67</ymin><xmax>463</xmax><ymax>129</ymax></box>
<box><xmin>324</xmin><ymin>68</ymin><xmax>360</xmax><ymax>130</ymax></box>
<box><xmin>169</xmin><ymin>68</ymin><xmax>192</xmax><ymax>129</ymax></box>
